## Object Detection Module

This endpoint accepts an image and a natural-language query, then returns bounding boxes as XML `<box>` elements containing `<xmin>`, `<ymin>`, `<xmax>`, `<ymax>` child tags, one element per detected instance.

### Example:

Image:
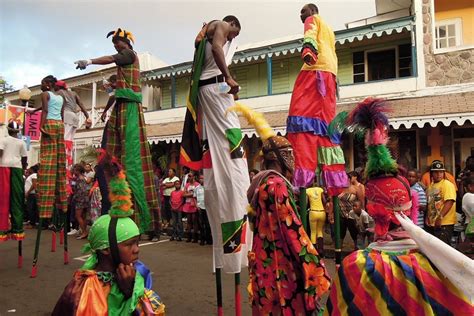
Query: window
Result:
<box><xmin>435</xmin><ymin>19</ymin><xmax>462</xmax><ymax>50</ymax></box>
<box><xmin>352</xmin><ymin>44</ymin><xmax>412</xmax><ymax>83</ymax></box>
<box><xmin>352</xmin><ymin>52</ymin><xmax>365</xmax><ymax>83</ymax></box>
<box><xmin>367</xmin><ymin>49</ymin><xmax>396</xmax><ymax>81</ymax></box>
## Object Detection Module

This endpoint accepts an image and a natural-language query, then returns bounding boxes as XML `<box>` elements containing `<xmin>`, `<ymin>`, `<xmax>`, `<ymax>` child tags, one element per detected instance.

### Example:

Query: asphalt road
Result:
<box><xmin>0</xmin><ymin>228</ymin><xmax>337</xmax><ymax>315</ymax></box>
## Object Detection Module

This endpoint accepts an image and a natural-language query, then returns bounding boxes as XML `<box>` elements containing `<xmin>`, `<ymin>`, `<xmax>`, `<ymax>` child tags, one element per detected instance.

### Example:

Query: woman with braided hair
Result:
<box><xmin>228</xmin><ymin>103</ymin><xmax>331</xmax><ymax>315</ymax></box>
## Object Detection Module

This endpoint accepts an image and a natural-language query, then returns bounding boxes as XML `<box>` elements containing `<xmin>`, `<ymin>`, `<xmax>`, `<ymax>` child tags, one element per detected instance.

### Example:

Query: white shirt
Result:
<box><xmin>462</xmin><ymin>192</ymin><xmax>474</xmax><ymax>224</ymax></box>
<box><xmin>200</xmin><ymin>40</ymin><xmax>237</xmax><ymax>80</ymax></box>
<box><xmin>163</xmin><ymin>176</ymin><xmax>179</xmax><ymax>196</ymax></box>
<box><xmin>0</xmin><ymin>135</ymin><xmax>27</xmax><ymax>168</ymax></box>
<box><xmin>194</xmin><ymin>185</ymin><xmax>206</xmax><ymax>210</ymax></box>
<box><xmin>25</xmin><ymin>173</ymin><xmax>37</xmax><ymax>195</ymax></box>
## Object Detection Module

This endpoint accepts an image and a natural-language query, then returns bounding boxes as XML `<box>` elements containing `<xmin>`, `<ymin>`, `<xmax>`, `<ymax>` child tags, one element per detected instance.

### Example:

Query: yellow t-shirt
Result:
<box><xmin>301</xmin><ymin>15</ymin><xmax>338</xmax><ymax>76</ymax></box>
<box><xmin>426</xmin><ymin>179</ymin><xmax>457</xmax><ymax>225</ymax></box>
<box><xmin>307</xmin><ymin>187</ymin><xmax>325</xmax><ymax>211</ymax></box>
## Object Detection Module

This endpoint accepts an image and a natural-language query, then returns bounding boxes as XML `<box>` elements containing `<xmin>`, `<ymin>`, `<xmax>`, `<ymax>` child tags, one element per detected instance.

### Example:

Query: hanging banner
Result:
<box><xmin>6</xmin><ymin>104</ymin><xmax>25</xmax><ymax>127</ymax></box>
<box><xmin>25</xmin><ymin>111</ymin><xmax>42</xmax><ymax>141</ymax></box>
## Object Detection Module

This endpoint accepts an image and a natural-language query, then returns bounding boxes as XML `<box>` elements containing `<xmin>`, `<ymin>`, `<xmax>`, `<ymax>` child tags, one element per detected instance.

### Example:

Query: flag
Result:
<box><xmin>179</xmin><ymin>37</ymin><xmax>207</xmax><ymax>171</ymax></box>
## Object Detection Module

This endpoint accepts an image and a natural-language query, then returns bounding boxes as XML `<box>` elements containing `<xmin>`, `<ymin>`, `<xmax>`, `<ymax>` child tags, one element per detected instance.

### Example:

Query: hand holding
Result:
<box><xmin>116</xmin><ymin>263</ymin><xmax>136</xmax><ymax>298</ymax></box>
<box><xmin>225</xmin><ymin>77</ymin><xmax>240</xmax><ymax>95</ymax></box>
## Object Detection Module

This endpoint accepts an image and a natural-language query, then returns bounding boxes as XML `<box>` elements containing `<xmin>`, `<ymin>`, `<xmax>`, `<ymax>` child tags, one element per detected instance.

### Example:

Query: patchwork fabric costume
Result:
<box><xmin>103</xmin><ymin>29</ymin><xmax>159</xmax><ymax>233</ymax></box>
<box><xmin>286</xmin><ymin>14</ymin><xmax>347</xmax><ymax>194</ymax></box>
<box><xmin>229</xmin><ymin>104</ymin><xmax>331</xmax><ymax>315</ymax></box>
<box><xmin>325</xmin><ymin>98</ymin><xmax>474</xmax><ymax>315</ymax></box>
<box><xmin>52</xmin><ymin>157</ymin><xmax>165</xmax><ymax>315</ymax></box>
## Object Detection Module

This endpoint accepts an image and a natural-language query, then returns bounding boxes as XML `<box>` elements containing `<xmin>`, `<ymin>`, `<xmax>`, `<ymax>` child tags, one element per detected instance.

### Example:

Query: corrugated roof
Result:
<box><xmin>143</xmin><ymin>16</ymin><xmax>414</xmax><ymax>81</ymax></box>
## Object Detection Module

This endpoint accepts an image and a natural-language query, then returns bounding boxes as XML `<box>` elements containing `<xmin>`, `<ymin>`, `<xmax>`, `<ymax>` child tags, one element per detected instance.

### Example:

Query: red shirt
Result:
<box><xmin>170</xmin><ymin>189</ymin><xmax>184</xmax><ymax>211</ymax></box>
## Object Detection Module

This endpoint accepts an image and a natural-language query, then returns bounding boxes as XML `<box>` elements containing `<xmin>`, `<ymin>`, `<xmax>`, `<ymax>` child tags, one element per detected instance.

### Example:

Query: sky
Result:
<box><xmin>0</xmin><ymin>0</ymin><xmax>376</xmax><ymax>90</ymax></box>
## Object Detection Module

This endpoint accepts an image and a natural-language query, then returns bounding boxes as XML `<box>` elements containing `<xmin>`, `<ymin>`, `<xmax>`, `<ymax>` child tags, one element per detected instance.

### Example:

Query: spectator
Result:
<box><xmin>307</xmin><ymin>183</ymin><xmax>326</xmax><ymax>256</ymax></box>
<box><xmin>183</xmin><ymin>170</ymin><xmax>200</xmax><ymax>243</ymax></box>
<box><xmin>348</xmin><ymin>200</ymin><xmax>372</xmax><ymax>249</ymax></box>
<box><xmin>336</xmin><ymin>171</ymin><xmax>365</xmax><ymax>248</ymax></box>
<box><xmin>24</xmin><ymin>164</ymin><xmax>39</xmax><ymax>227</ymax></box>
<box><xmin>84</xmin><ymin>163</ymin><xmax>95</xmax><ymax>185</ymax></box>
<box><xmin>161</xmin><ymin>168</ymin><xmax>179</xmax><ymax>229</ymax></box>
<box><xmin>426</xmin><ymin>160</ymin><xmax>457</xmax><ymax>245</ymax></box>
<box><xmin>407</xmin><ymin>169</ymin><xmax>427</xmax><ymax>228</ymax></box>
<box><xmin>89</xmin><ymin>178</ymin><xmax>101</xmax><ymax>223</ymax></box>
<box><xmin>462</xmin><ymin>177</ymin><xmax>474</xmax><ymax>251</ymax></box>
<box><xmin>195</xmin><ymin>173</ymin><xmax>211</xmax><ymax>245</ymax></box>
<box><xmin>72</xmin><ymin>164</ymin><xmax>90</xmax><ymax>240</ymax></box>
<box><xmin>170</xmin><ymin>180</ymin><xmax>184</xmax><ymax>241</ymax></box>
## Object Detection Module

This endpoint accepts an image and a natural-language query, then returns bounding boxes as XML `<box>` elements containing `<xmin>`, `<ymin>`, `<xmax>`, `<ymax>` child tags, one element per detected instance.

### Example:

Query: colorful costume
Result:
<box><xmin>52</xmin><ymin>155</ymin><xmax>165</xmax><ymax>315</ymax></box>
<box><xmin>38</xmin><ymin>91</ymin><xmax>68</xmax><ymax>218</ymax></box>
<box><xmin>325</xmin><ymin>98</ymin><xmax>473</xmax><ymax>315</ymax></box>
<box><xmin>180</xmin><ymin>25</ymin><xmax>250</xmax><ymax>273</ymax></box>
<box><xmin>229</xmin><ymin>103</ymin><xmax>331</xmax><ymax>315</ymax></box>
<box><xmin>286</xmin><ymin>14</ymin><xmax>347</xmax><ymax>194</ymax></box>
<box><xmin>0</xmin><ymin>132</ymin><xmax>27</xmax><ymax>241</ymax></box>
<box><xmin>103</xmin><ymin>29</ymin><xmax>158</xmax><ymax>233</ymax></box>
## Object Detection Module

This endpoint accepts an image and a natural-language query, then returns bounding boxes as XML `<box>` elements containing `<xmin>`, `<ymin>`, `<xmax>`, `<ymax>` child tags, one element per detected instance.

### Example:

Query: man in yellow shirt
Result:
<box><xmin>426</xmin><ymin>160</ymin><xmax>457</xmax><ymax>244</ymax></box>
<box><xmin>286</xmin><ymin>3</ymin><xmax>347</xmax><ymax>196</ymax></box>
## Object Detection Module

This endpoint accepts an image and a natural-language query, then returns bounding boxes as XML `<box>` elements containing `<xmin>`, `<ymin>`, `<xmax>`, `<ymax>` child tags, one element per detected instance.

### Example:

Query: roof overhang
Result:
<box><xmin>143</xmin><ymin>16</ymin><xmax>414</xmax><ymax>81</ymax></box>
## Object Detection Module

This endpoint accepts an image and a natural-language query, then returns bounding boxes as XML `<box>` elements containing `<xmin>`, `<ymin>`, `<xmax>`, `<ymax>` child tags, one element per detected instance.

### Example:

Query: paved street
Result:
<box><xmin>0</xmin><ymin>227</ymin><xmax>337</xmax><ymax>315</ymax></box>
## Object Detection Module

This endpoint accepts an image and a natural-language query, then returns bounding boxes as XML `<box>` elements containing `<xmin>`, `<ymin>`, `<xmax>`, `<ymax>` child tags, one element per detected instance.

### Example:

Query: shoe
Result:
<box><xmin>200</xmin><ymin>240</ymin><xmax>205</xmax><ymax>246</ymax></box>
<box><xmin>67</xmin><ymin>229</ymin><xmax>79</xmax><ymax>236</ymax></box>
<box><xmin>192</xmin><ymin>239</ymin><xmax>198</xmax><ymax>243</ymax></box>
<box><xmin>76</xmin><ymin>234</ymin><xmax>88</xmax><ymax>240</ymax></box>
<box><xmin>170</xmin><ymin>237</ymin><xmax>175</xmax><ymax>241</ymax></box>
<box><xmin>151</xmin><ymin>236</ymin><xmax>160</xmax><ymax>242</ymax></box>
<box><xmin>177</xmin><ymin>237</ymin><xmax>183</xmax><ymax>242</ymax></box>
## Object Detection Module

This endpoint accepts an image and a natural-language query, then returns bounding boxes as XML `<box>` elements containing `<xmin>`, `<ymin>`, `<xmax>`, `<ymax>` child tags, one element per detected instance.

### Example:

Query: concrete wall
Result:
<box><xmin>423</xmin><ymin>0</ymin><xmax>474</xmax><ymax>86</ymax></box>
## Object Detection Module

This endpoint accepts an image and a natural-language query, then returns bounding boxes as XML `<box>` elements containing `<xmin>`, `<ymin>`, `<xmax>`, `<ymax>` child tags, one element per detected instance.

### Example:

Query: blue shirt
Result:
<box><xmin>46</xmin><ymin>91</ymin><xmax>63</xmax><ymax>120</ymax></box>
<box><xmin>411</xmin><ymin>182</ymin><xmax>427</xmax><ymax>228</ymax></box>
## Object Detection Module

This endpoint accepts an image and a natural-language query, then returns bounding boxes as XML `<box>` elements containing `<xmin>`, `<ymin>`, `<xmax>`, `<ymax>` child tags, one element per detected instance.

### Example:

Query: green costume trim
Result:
<box><xmin>9</xmin><ymin>167</ymin><xmax>24</xmax><ymax>234</ymax></box>
<box><xmin>366</xmin><ymin>145</ymin><xmax>398</xmax><ymax>178</ymax></box>
<box><xmin>115</xmin><ymin>88</ymin><xmax>142</xmax><ymax>103</ymax></box>
<box><xmin>124</xmin><ymin>104</ymin><xmax>151</xmax><ymax>232</ymax></box>
<box><xmin>303</xmin><ymin>37</ymin><xmax>318</xmax><ymax>52</ymax></box>
<box><xmin>318</xmin><ymin>146</ymin><xmax>345</xmax><ymax>166</ymax></box>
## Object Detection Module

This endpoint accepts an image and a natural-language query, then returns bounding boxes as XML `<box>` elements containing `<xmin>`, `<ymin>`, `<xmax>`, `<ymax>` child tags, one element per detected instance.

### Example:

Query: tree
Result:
<box><xmin>0</xmin><ymin>76</ymin><xmax>14</xmax><ymax>103</ymax></box>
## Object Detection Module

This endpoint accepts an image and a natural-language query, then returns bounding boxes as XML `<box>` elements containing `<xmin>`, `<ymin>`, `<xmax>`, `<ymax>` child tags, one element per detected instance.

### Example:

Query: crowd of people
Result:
<box><xmin>156</xmin><ymin>167</ymin><xmax>212</xmax><ymax>245</ymax></box>
<box><xmin>303</xmin><ymin>158</ymin><xmax>474</xmax><ymax>258</ymax></box>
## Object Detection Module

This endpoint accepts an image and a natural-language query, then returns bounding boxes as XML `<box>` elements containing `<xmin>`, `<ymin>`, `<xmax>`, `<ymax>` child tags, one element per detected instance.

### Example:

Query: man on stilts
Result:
<box><xmin>180</xmin><ymin>16</ymin><xmax>250</xmax><ymax>315</ymax></box>
<box><xmin>286</xmin><ymin>3</ymin><xmax>348</xmax><ymax>262</ymax></box>
<box><xmin>75</xmin><ymin>29</ymin><xmax>160</xmax><ymax>238</ymax></box>
<box><xmin>0</xmin><ymin>121</ymin><xmax>27</xmax><ymax>267</ymax></box>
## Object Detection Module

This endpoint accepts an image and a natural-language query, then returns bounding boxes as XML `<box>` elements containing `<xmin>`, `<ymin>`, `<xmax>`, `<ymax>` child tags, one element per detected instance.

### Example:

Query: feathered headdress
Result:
<box><xmin>347</xmin><ymin>97</ymin><xmax>397</xmax><ymax>179</ymax></box>
<box><xmin>107</xmin><ymin>28</ymin><xmax>135</xmax><ymax>46</ymax></box>
<box><xmin>347</xmin><ymin>98</ymin><xmax>417</xmax><ymax>240</ymax></box>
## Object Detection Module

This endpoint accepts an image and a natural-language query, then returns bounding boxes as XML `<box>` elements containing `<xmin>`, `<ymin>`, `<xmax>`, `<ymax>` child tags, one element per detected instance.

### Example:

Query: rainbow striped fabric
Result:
<box><xmin>325</xmin><ymin>247</ymin><xmax>473</xmax><ymax>315</ymax></box>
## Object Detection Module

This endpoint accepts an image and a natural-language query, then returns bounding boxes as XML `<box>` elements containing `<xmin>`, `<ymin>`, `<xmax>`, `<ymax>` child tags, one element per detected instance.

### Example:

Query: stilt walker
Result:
<box><xmin>286</xmin><ymin>4</ymin><xmax>348</xmax><ymax>265</ymax></box>
<box><xmin>33</xmin><ymin>75</ymin><xmax>68</xmax><ymax>277</ymax></box>
<box><xmin>180</xmin><ymin>17</ymin><xmax>250</xmax><ymax>315</ymax></box>
<box><xmin>325</xmin><ymin>97</ymin><xmax>474</xmax><ymax>314</ymax></box>
<box><xmin>0</xmin><ymin>121</ymin><xmax>27</xmax><ymax>268</ymax></box>
<box><xmin>74</xmin><ymin>28</ymin><xmax>159</xmax><ymax>236</ymax></box>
